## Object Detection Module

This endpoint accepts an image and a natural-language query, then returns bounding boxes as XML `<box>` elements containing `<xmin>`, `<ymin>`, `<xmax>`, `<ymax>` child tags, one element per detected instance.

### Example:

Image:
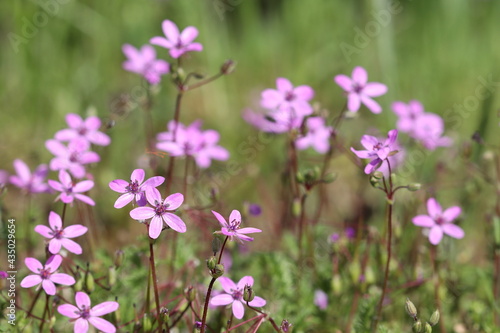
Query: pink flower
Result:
<box><xmin>130</xmin><ymin>187</ymin><xmax>186</xmax><ymax>239</ymax></box>
<box><xmin>373</xmin><ymin>134</ymin><xmax>405</xmax><ymax>178</ymax></box>
<box><xmin>351</xmin><ymin>129</ymin><xmax>399</xmax><ymax>174</ymax></box>
<box><xmin>211</xmin><ymin>210</ymin><xmax>261</xmax><ymax>242</ymax></box>
<box><xmin>58</xmin><ymin>291</ymin><xmax>119</xmax><ymax>333</ymax></box>
<box><xmin>243</xmin><ymin>108</ymin><xmax>303</xmax><ymax>133</ymax></box>
<box><xmin>48</xmin><ymin>170</ymin><xmax>95</xmax><ymax>206</ymax></box>
<box><xmin>210</xmin><ymin>276</ymin><xmax>266</xmax><ymax>319</ymax></box>
<box><xmin>412</xmin><ymin>198</ymin><xmax>464</xmax><ymax>245</ymax></box>
<box><xmin>150</xmin><ymin>20</ymin><xmax>203</xmax><ymax>58</ymax></box>
<box><xmin>391</xmin><ymin>100</ymin><xmax>425</xmax><ymax>133</ymax></box>
<box><xmin>9</xmin><ymin>159</ymin><xmax>50</xmax><ymax>193</ymax></box>
<box><xmin>156</xmin><ymin>120</ymin><xmax>229</xmax><ymax>168</ymax></box>
<box><xmin>55</xmin><ymin>114</ymin><xmax>111</xmax><ymax>147</ymax></box>
<box><xmin>122</xmin><ymin>44</ymin><xmax>170</xmax><ymax>85</ymax></box>
<box><xmin>296</xmin><ymin>117</ymin><xmax>332</xmax><ymax>154</ymax></box>
<box><xmin>334</xmin><ymin>66</ymin><xmax>387</xmax><ymax>113</ymax></box>
<box><xmin>412</xmin><ymin>113</ymin><xmax>453</xmax><ymax>151</ymax></box>
<box><xmin>20</xmin><ymin>255</ymin><xmax>75</xmax><ymax>295</ymax></box>
<box><xmin>109</xmin><ymin>169</ymin><xmax>164</xmax><ymax>208</ymax></box>
<box><xmin>34</xmin><ymin>211</ymin><xmax>88</xmax><ymax>255</ymax></box>
<box><xmin>260</xmin><ymin>78</ymin><xmax>314</xmax><ymax>117</ymax></box>
<box><xmin>314</xmin><ymin>290</ymin><xmax>328</xmax><ymax>310</ymax></box>
<box><xmin>0</xmin><ymin>170</ymin><xmax>9</xmax><ymax>188</ymax></box>
<box><xmin>46</xmin><ymin>138</ymin><xmax>100</xmax><ymax>179</ymax></box>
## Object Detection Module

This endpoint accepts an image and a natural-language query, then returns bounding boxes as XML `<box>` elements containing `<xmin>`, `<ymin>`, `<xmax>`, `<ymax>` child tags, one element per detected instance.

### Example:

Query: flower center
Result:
<box><xmin>39</xmin><ymin>268</ymin><xmax>51</xmax><ymax>280</ymax></box>
<box><xmin>435</xmin><ymin>216</ymin><xmax>445</xmax><ymax>225</ymax></box>
<box><xmin>126</xmin><ymin>180</ymin><xmax>140</xmax><ymax>194</ymax></box>
<box><xmin>232</xmin><ymin>288</ymin><xmax>243</xmax><ymax>300</ymax></box>
<box><xmin>78</xmin><ymin>127</ymin><xmax>88</xmax><ymax>136</ymax></box>
<box><xmin>373</xmin><ymin>142</ymin><xmax>384</xmax><ymax>151</ymax></box>
<box><xmin>78</xmin><ymin>305</ymin><xmax>91</xmax><ymax>320</ymax></box>
<box><xmin>285</xmin><ymin>91</ymin><xmax>295</xmax><ymax>102</ymax></box>
<box><xmin>155</xmin><ymin>202</ymin><xmax>169</xmax><ymax>215</ymax></box>
<box><xmin>52</xmin><ymin>227</ymin><xmax>64</xmax><ymax>240</ymax></box>
<box><xmin>228</xmin><ymin>219</ymin><xmax>241</xmax><ymax>231</ymax></box>
<box><xmin>353</xmin><ymin>83</ymin><xmax>363</xmax><ymax>93</ymax></box>
<box><xmin>69</xmin><ymin>152</ymin><xmax>79</xmax><ymax>163</ymax></box>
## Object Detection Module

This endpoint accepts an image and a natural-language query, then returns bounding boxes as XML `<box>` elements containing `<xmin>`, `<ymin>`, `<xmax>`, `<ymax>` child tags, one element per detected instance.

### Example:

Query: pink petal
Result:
<box><xmin>109</xmin><ymin>179</ymin><xmax>128</xmax><ymax>193</ymax></box>
<box><xmin>163</xmin><ymin>213</ymin><xmax>186</xmax><ymax>233</ymax></box>
<box><xmin>237</xmin><ymin>276</ymin><xmax>254</xmax><ymax>289</ymax></box>
<box><xmin>386</xmin><ymin>129</ymin><xmax>398</xmax><ymax>146</ymax></box>
<box><xmin>52</xmin><ymin>129</ymin><xmax>75</xmax><ymax>143</ymax></box>
<box><xmin>426</xmin><ymin>198</ymin><xmax>442</xmax><ymax>218</ymax></box>
<box><xmin>42</xmin><ymin>280</ymin><xmax>56</xmax><ymax>295</ymax></box>
<box><xmin>25</xmin><ymin>257</ymin><xmax>43</xmax><ymax>273</ymax></box>
<box><xmin>364</xmin><ymin>159</ymin><xmax>381</xmax><ymax>174</ymax></box>
<box><xmin>13</xmin><ymin>159</ymin><xmax>31</xmax><ymax>182</ymax></box>
<box><xmin>184</xmin><ymin>42</ymin><xmax>203</xmax><ymax>52</ymax></box>
<box><xmin>237</xmin><ymin>234</ymin><xmax>254</xmax><ymax>242</ymax></box>
<box><xmin>441</xmin><ymin>224</ymin><xmax>464</xmax><ymax>239</ymax></box>
<box><xmin>350</xmin><ymin>148</ymin><xmax>372</xmax><ymax>159</ymax></box>
<box><xmin>237</xmin><ymin>227</ymin><xmax>262</xmax><ymax>234</ymax></box>
<box><xmin>211</xmin><ymin>210</ymin><xmax>229</xmax><ymax>228</ymax></box>
<box><xmin>442</xmin><ymin>206</ymin><xmax>461</xmax><ymax>223</ymax></box>
<box><xmin>142</xmin><ymin>176</ymin><xmax>165</xmax><ymax>188</ymax></box>
<box><xmin>360</xmin><ymin>95</ymin><xmax>382</xmax><ymax>114</ymax></box>
<box><xmin>80</xmin><ymin>151</ymin><xmax>100</xmax><ymax>164</ymax></box>
<box><xmin>162</xmin><ymin>20</ymin><xmax>180</xmax><ymax>42</ymax></box>
<box><xmin>76</xmin><ymin>291</ymin><xmax>91</xmax><ymax>308</ymax></box>
<box><xmin>88</xmin><ymin>317</ymin><xmax>116</xmax><ymax>333</ymax></box>
<box><xmin>145</xmin><ymin>187</ymin><xmax>162</xmax><ymax>206</ymax></box>
<box><xmin>150</xmin><ymin>36</ymin><xmax>173</xmax><ymax>49</ymax></box>
<box><xmin>229</xmin><ymin>210</ymin><xmax>241</xmax><ymax>224</ymax></box>
<box><xmin>60</xmin><ymin>192</ymin><xmax>75</xmax><ymax>204</ymax></box>
<box><xmin>34</xmin><ymin>225</ymin><xmax>53</xmax><ymax>238</ymax></box>
<box><xmin>91</xmin><ymin>301</ymin><xmax>119</xmax><ymax>316</ymax></box>
<box><xmin>66</xmin><ymin>113</ymin><xmax>83</xmax><ymax>128</ymax></box>
<box><xmin>232</xmin><ymin>300</ymin><xmax>245</xmax><ymax>319</ymax></box>
<box><xmin>20</xmin><ymin>275</ymin><xmax>42</xmax><ymax>288</ymax></box>
<box><xmin>131</xmin><ymin>169</ymin><xmax>145</xmax><ymax>184</ymax></box>
<box><xmin>164</xmin><ymin>193</ymin><xmax>184</xmax><ymax>210</ymax></box>
<box><xmin>84</xmin><ymin>116</ymin><xmax>101</xmax><ymax>131</ymax></box>
<box><xmin>363</xmin><ymin>83</ymin><xmax>387</xmax><ymax>97</ymax></box>
<box><xmin>74</xmin><ymin>318</ymin><xmax>89</xmax><ymax>333</ymax></box>
<box><xmin>334</xmin><ymin>74</ymin><xmax>353</xmax><ymax>91</ymax></box>
<box><xmin>293</xmin><ymin>85</ymin><xmax>314</xmax><ymax>101</ymax></box>
<box><xmin>347</xmin><ymin>93</ymin><xmax>361</xmax><ymax>112</ymax></box>
<box><xmin>64</xmin><ymin>225</ymin><xmax>88</xmax><ymax>238</ymax></box>
<box><xmin>46</xmin><ymin>140</ymin><xmax>67</xmax><ymax>157</ymax></box>
<box><xmin>130</xmin><ymin>207</ymin><xmax>155</xmax><ymax>220</ymax></box>
<box><xmin>276</xmin><ymin>78</ymin><xmax>293</xmax><ymax>93</ymax></box>
<box><xmin>87</xmin><ymin>131</ymin><xmax>110</xmax><ymax>146</ymax></box>
<box><xmin>74</xmin><ymin>194</ymin><xmax>95</xmax><ymax>206</ymax></box>
<box><xmin>73</xmin><ymin>180</ymin><xmax>94</xmax><ymax>193</ymax></box>
<box><xmin>58</xmin><ymin>304</ymin><xmax>80</xmax><ymax>319</ymax></box>
<box><xmin>48</xmin><ymin>239</ymin><xmax>62</xmax><ymax>254</ymax></box>
<box><xmin>48</xmin><ymin>211</ymin><xmax>62</xmax><ymax>229</ymax></box>
<box><xmin>360</xmin><ymin>135</ymin><xmax>379</xmax><ymax>150</ymax></box>
<box><xmin>149</xmin><ymin>217</ymin><xmax>163</xmax><ymax>239</ymax></box>
<box><xmin>249</xmin><ymin>296</ymin><xmax>266</xmax><ymax>307</ymax></box>
<box><xmin>412</xmin><ymin>215</ymin><xmax>435</xmax><ymax>228</ymax></box>
<box><xmin>210</xmin><ymin>294</ymin><xmax>234</xmax><ymax>306</ymax></box>
<box><xmin>429</xmin><ymin>226</ymin><xmax>443</xmax><ymax>245</ymax></box>
<box><xmin>218</xmin><ymin>277</ymin><xmax>237</xmax><ymax>294</ymax></box>
<box><xmin>260</xmin><ymin>89</ymin><xmax>282</xmax><ymax>109</ymax></box>
<box><xmin>209</xmin><ymin>146</ymin><xmax>230</xmax><ymax>161</ymax></box>
<box><xmin>114</xmin><ymin>193</ymin><xmax>134</xmax><ymax>209</ymax></box>
<box><xmin>122</xmin><ymin>44</ymin><xmax>139</xmax><ymax>60</ymax></box>
<box><xmin>61</xmin><ymin>238</ymin><xmax>83</xmax><ymax>254</ymax></box>
<box><xmin>156</xmin><ymin>141</ymin><xmax>184</xmax><ymax>156</ymax></box>
<box><xmin>391</xmin><ymin>101</ymin><xmax>408</xmax><ymax>117</ymax></box>
<box><xmin>45</xmin><ymin>255</ymin><xmax>62</xmax><ymax>272</ymax></box>
<box><xmin>50</xmin><ymin>273</ymin><xmax>75</xmax><ymax>286</ymax></box>
<box><xmin>59</xmin><ymin>170</ymin><xmax>73</xmax><ymax>187</ymax></box>
<box><xmin>180</xmin><ymin>26</ymin><xmax>199</xmax><ymax>44</ymax></box>
<box><xmin>352</xmin><ymin>66</ymin><xmax>367</xmax><ymax>85</ymax></box>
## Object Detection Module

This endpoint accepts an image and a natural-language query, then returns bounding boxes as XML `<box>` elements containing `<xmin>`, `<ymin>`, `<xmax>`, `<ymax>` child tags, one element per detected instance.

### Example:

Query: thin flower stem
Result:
<box><xmin>225</xmin><ymin>314</ymin><xmax>263</xmax><ymax>332</ymax></box>
<box><xmin>39</xmin><ymin>293</ymin><xmax>50</xmax><ymax>332</ymax></box>
<box><xmin>183</xmin><ymin>157</ymin><xmax>190</xmax><ymax>199</ymax></box>
<box><xmin>149</xmin><ymin>237</ymin><xmax>164</xmax><ymax>330</ymax></box>
<box><xmin>26</xmin><ymin>288</ymin><xmax>43</xmax><ymax>319</ymax></box>
<box><xmin>246</xmin><ymin>303</ymin><xmax>281</xmax><ymax>332</ymax></box>
<box><xmin>61</xmin><ymin>203</ymin><xmax>67</xmax><ymax>227</ymax></box>
<box><xmin>298</xmin><ymin>193</ymin><xmax>308</xmax><ymax>262</ymax></box>
<box><xmin>200</xmin><ymin>278</ymin><xmax>216</xmax><ymax>333</ymax></box>
<box><xmin>184</xmin><ymin>72</ymin><xmax>223</xmax><ymax>91</ymax></box>
<box><xmin>430</xmin><ymin>245</ymin><xmax>446</xmax><ymax>333</ymax></box>
<box><xmin>169</xmin><ymin>301</ymin><xmax>192</xmax><ymax>328</ymax></box>
<box><xmin>165</xmin><ymin>91</ymin><xmax>183</xmax><ymax>195</ymax></box>
<box><xmin>218</xmin><ymin>236</ymin><xmax>229</xmax><ymax>264</ymax></box>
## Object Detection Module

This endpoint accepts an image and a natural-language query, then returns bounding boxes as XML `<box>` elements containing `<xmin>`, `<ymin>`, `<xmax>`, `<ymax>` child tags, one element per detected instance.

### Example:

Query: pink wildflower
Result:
<box><xmin>260</xmin><ymin>78</ymin><xmax>314</xmax><ymax>117</ymax></box>
<box><xmin>48</xmin><ymin>170</ymin><xmax>95</xmax><ymax>206</ymax></box>
<box><xmin>122</xmin><ymin>44</ymin><xmax>170</xmax><ymax>85</ymax></box>
<box><xmin>9</xmin><ymin>159</ymin><xmax>49</xmax><ymax>193</ymax></box>
<box><xmin>46</xmin><ymin>138</ymin><xmax>100</xmax><ymax>179</ymax></box>
<box><xmin>211</xmin><ymin>210</ymin><xmax>261</xmax><ymax>242</ymax></box>
<box><xmin>296</xmin><ymin>117</ymin><xmax>332</xmax><ymax>154</ymax></box>
<box><xmin>314</xmin><ymin>290</ymin><xmax>328</xmax><ymax>310</ymax></box>
<box><xmin>20</xmin><ymin>255</ymin><xmax>75</xmax><ymax>295</ymax></box>
<box><xmin>109</xmin><ymin>169</ymin><xmax>164</xmax><ymax>208</ymax></box>
<box><xmin>150</xmin><ymin>20</ymin><xmax>203</xmax><ymax>58</ymax></box>
<box><xmin>351</xmin><ymin>129</ymin><xmax>399</xmax><ymax>174</ymax></box>
<box><xmin>55</xmin><ymin>114</ymin><xmax>111</xmax><ymax>147</ymax></box>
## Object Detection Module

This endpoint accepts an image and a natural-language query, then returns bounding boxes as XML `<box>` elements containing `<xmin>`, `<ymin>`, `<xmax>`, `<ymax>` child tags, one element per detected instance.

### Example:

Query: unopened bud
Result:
<box><xmin>429</xmin><ymin>310</ymin><xmax>440</xmax><ymax>326</ymax></box>
<box><xmin>424</xmin><ymin>322</ymin><xmax>432</xmax><ymax>333</ymax></box>
<box><xmin>408</xmin><ymin>183</ymin><xmax>421</xmax><ymax>192</ymax></box>
<box><xmin>49</xmin><ymin>316</ymin><xmax>56</xmax><ymax>329</ymax></box>
<box><xmin>372</xmin><ymin>171</ymin><xmax>384</xmax><ymax>179</ymax></box>
<box><xmin>113</xmin><ymin>297</ymin><xmax>121</xmax><ymax>322</ymax></box>
<box><xmin>160</xmin><ymin>307</ymin><xmax>169</xmax><ymax>324</ymax></box>
<box><xmin>280</xmin><ymin>320</ymin><xmax>292</xmax><ymax>332</ymax></box>
<box><xmin>207</xmin><ymin>256</ymin><xmax>217</xmax><ymax>270</ymax></box>
<box><xmin>331</xmin><ymin>274</ymin><xmax>342</xmax><ymax>296</ymax></box>
<box><xmin>412</xmin><ymin>320</ymin><xmax>423</xmax><ymax>333</ymax></box>
<box><xmin>221</xmin><ymin>60</ymin><xmax>236</xmax><ymax>75</ymax></box>
<box><xmin>405</xmin><ymin>298</ymin><xmax>418</xmax><ymax>318</ymax></box>
<box><xmin>212</xmin><ymin>236</ymin><xmax>222</xmax><ymax>254</ymax></box>
<box><xmin>296</xmin><ymin>171</ymin><xmax>305</xmax><ymax>184</ymax></box>
<box><xmin>370</xmin><ymin>176</ymin><xmax>381</xmax><ymax>188</ymax></box>
<box><xmin>85</xmin><ymin>271</ymin><xmax>95</xmax><ymax>294</ymax></box>
<box><xmin>108</xmin><ymin>266</ymin><xmax>116</xmax><ymax>287</ymax></box>
<box><xmin>114</xmin><ymin>250</ymin><xmax>124</xmax><ymax>268</ymax></box>
<box><xmin>243</xmin><ymin>284</ymin><xmax>255</xmax><ymax>302</ymax></box>
<box><xmin>211</xmin><ymin>264</ymin><xmax>224</xmax><ymax>278</ymax></box>
<box><xmin>185</xmin><ymin>286</ymin><xmax>197</xmax><ymax>302</ymax></box>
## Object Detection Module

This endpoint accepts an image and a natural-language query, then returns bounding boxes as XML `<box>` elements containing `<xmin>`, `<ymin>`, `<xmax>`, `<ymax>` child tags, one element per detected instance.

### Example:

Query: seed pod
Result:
<box><xmin>185</xmin><ymin>286</ymin><xmax>197</xmax><ymax>302</ymax></box>
<box><xmin>412</xmin><ymin>320</ymin><xmax>423</xmax><ymax>333</ymax></box>
<box><xmin>408</xmin><ymin>183</ymin><xmax>422</xmax><ymax>192</ymax></box>
<box><xmin>429</xmin><ymin>310</ymin><xmax>440</xmax><ymax>326</ymax></box>
<box><xmin>405</xmin><ymin>298</ymin><xmax>418</xmax><ymax>319</ymax></box>
<box><xmin>211</xmin><ymin>264</ymin><xmax>224</xmax><ymax>278</ymax></box>
<box><xmin>207</xmin><ymin>256</ymin><xmax>217</xmax><ymax>270</ymax></box>
<box><xmin>85</xmin><ymin>271</ymin><xmax>95</xmax><ymax>294</ymax></box>
<box><xmin>114</xmin><ymin>250</ymin><xmax>124</xmax><ymax>268</ymax></box>
<box><xmin>243</xmin><ymin>284</ymin><xmax>255</xmax><ymax>302</ymax></box>
<box><xmin>108</xmin><ymin>266</ymin><xmax>116</xmax><ymax>287</ymax></box>
<box><xmin>424</xmin><ymin>322</ymin><xmax>432</xmax><ymax>333</ymax></box>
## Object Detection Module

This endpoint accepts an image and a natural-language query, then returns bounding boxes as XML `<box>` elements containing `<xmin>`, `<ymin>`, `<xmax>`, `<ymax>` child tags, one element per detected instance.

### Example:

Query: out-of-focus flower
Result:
<box><xmin>351</xmin><ymin>129</ymin><xmax>399</xmax><ymax>174</ymax></box>
<box><xmin>55</xmin><ymin>114</ymin><xmax>111</xmax><ymax>147</ymax></box>
<box><xmin>212</xmin><ymin>210</ymin><xmax>261</xmax><ymax>243</ymax></box>
<box><xmin>20</xmin><ymin>255</ymin><xmax>75</xmax><ymax>295</ymax></box>
<box><xmin>412</xmin><ymin>198</ymin><xmax>464</xmax><ymax>245</ymax></box>
<box><xmin>156</xmin><ymin>120</ymin><xmax>229</xmax><ymax>168</ymax></box>
<box><xmin>243</xmin><ymin>108</ymin><xmax>303</xmax><ymax>133</ymax></box>
<box><xmin>48</xmin><ymin>170</ymin><xmax>95</xmax><ymax>206</ymax></box>
<box><xmin>58</xmin><ymin>291</ymin><xmax>119</xmax><ymax>333</ymax></box>
<box><xmin>122</xmin><ymin>44</ymin><xmax>170</xmax><ymax>85</ymax></box>
<box><xmin>391</xmin><ymin>100</ymin><xmax>425</xmax><ymax>134</ymax></box>
<box><xmin>296</xmin><ymin>117</ymin><xmax>332</xmax><ymax>154</ymax></box>
<box><xmin>9</xmin><ymin>159</ymin><xmax>49</xmax><ymax>193</ymax></box>
<box><xmin>210</xmin><ymin>276</ymin><xmax>266</xmax><ymax>319</ymax></box>
<box><xmin>247</xmin><ymin>203</ymin><xmax>262</xmax><ymax>217</ymax></box>
<box><xmin>109</xmin><ymin>169</ymin><xmax>164</xmax><ymax>208</ymax></box>
<box><xmin>150</xmin><ymin>20</ymin><xmax>203</xmax><ymax>58</ymax></box>
<box><xmin>260</xmin><ymin>78</ymin><xmax>314</xmax><ymax>116</ymax></box>
<box><xmin>314</xmin><ymin>290</ymin><xmax>328</xmax><ymax>310</ymax></box>
<box><xmin>34</xmin><ymin>211</ymin><xmax>88</xmax><ymax>255</ymax></box>
<box><xmin>46</xmin><ymin>138</ymin><xmax>100</xmax><ymax>179</ymax></box>
<box><xmin>334</xmin><ymin>66</ymin><xmax>387</xmax><ymax>113</ymax></box>
<box><xmin>130</xmin><ymin>187</ymin><xmax>185</xmax><ymax>239</ymax></box>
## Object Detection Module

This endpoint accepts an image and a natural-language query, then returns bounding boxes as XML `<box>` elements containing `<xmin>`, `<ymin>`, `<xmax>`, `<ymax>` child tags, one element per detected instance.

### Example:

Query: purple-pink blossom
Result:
<box><xmin>314</xmin><ymin>290</ymin><xmax>328</xmax><ymax>310</ymax></box>
<box><xmin>109</xmin><ymin>169</ymin><xmax>164</xmax><ymax>208</ymax></box>
<box><xmin>334</xmin><ymin>66</ymin><xmax>387</xmax><ymax>114</ymax></box>
<box><xmin>129</xmin><ymin>187</ymin><xmax>186</xmax><ymax>239</ymax></box>
<box><xmin>351</xmin><ymin>129</ymin><xmax>399</xmax><ymax>174</ymax></box>
<box><xmin>296</xmin><ymin>117</ymin><xmax>332</xmax><ymax>154</ymax></box>
<box><xmin>156</xmin><ymin>120</ymin><xmax>229</xmax><ymax>168</ymax></box>
<box><xmin>150</xmin><ymin>20</ymin><xmax>203</xmax><ymax>58</ymax></box>
<box><xmin>48</xmin><ymin>170</ymin><xmax>95</xmax><ymax>206</ymax></box>
<box><xmin>20</xmin><ymin>255</ymin><xmax>75</xmax><ymax>295</ymax></box>
<box><xmin>260</xmin><ymin>78</ymin><xmax>314</xmax><ymax>117</ymax></box>
<box><xmin>55</xmin><ymin>114</ymin><xmax>111</xmax><ymax>147</ymax></box>
<box><xmin>210</xmin><ymin>276</ymin><xmax>266</xmax><ymax>319</ymax></box>
<box><xmin>212</xmin><ymin>210</ymin><xmax>261</xmax><ymax>243</ymax></box>
<box><xmin>122</xmin><ymin>44</ymin><xmax>170</xmax><ymax>85</ymax></box>
<box><xmin>58</xmin><ymin>291</ymin><xmax>119</xmax><ymax>333</ymax></box>
<box><xmin>46</xmin><ymin>138</ymin><xmax>100</xmax><ymax>179</ymax></box>
<box><xmin>34</xmin><ymin>211</ymin><xmax>88</xmax><ymax>255</ymax></box>
<box><xmin>243</xmin><ymin>108</ymin><xmax>304</xmax><ymax>133</ymax></box>
<box><xmin>412</xmin><ymin>198</ymin><xmax>464</xmax><ymax>245</ymax></box>
<box><xmin>9</xmin><ymin>159</ymin><xmax>49</xmax><ymax>193</ymax></box>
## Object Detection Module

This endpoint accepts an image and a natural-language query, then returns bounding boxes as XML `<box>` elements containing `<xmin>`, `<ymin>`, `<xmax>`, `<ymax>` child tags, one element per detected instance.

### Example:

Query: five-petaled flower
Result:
<box><xmin>210</xmin><ymin>276</ymin><xmax>266</xmax><ymax>319</ymax></box>
<box><xmin>260</xmin><ymin>78</ymin><xmax>315</xmax><ymax>117</ymax></box>
<box><xmin>334</xmin><ymin>66</ymin><xmax>387</xmax><ymax>113</ymax></box>
<box><xmin>211</xmin><ymin>210</ymin><xmax>261</xmax><ymax>242</ymax></box>
<box><xmin>412</xmin><ymin>198</ymin><xmax>464</xmax><ymax>245</ymax></box>
<box><xmin>20</xmin><ymin>255</ymin><xmax>75</xmax><ymax>295</ymax></box>
<box><xmin>48</xmin><ymin>170</ymin><xmax>95</xmax><ymax>206</ymax></box>
<box><xmin>55</xmin><ymin>113</ymin><xmax>111</xmax><ymax>147</ymax></box>
<box><xmin>296</xmin><ymin>117</ymin><xmax>332</xmax><ymax>154</ymax></box>
<box><xmin>351</xmin><ymin>129</ymin><xmax>399</xmax><ymax>174</ymax></box>
<box><xmin>130</xmin><ymin>187</ymin><xmax>186</xmax><ymax>239</ymax></box>
<box><xmin>109</xmin><ymin>169</ymin><xmax>165</xmax><ymax>208</ymax></box>
<box><xmin>34</xmin><ymin>211</ymin><xmax>88</xmax><ymax>255</ymax></box>
<box><xmin>122</xmin><ymin>44</ymin><xmax>170</xmax><ymax>85</ymax></box>
<box><xmin>58</xmin><ymin>291</ymin><xmax>119</xmax><ymax>333</ymax></box>
<box><xmin>46</xmin><ymin>138</ymin><xmax>100</xmax><ymax>179</ymax></box>
<box><xmin>9</xmin><ymin>159</ymin><xmax>50</xmax><ymax>194</ymax></box>
<box><xmin>150</xmin><ymin>20</ymin><xmax>203</xmax><ymax>58</ymax></box>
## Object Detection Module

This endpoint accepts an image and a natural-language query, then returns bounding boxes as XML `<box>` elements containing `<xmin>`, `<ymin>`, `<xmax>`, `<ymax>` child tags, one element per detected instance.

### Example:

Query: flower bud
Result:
<box><xmin>429</xmin><ymin>310</ymin><xmax>440</xmax><ymax>326</ymax></box>
<box><xmin>405</xmin><ymin>298</ymin><xmax>418</xmax><ymax>319</ymax></box>
<box><xmin>211</xmin><ymin>264</ymin><xmax>224</xmax><ymax>278</ymax></box>
<box><xmin>280</xmin><ymin>320</ymin><xmax>292</xmax><ymax>332</ymax></box>
<box><xmin>412</xmin><ymin>320</ymin><xmax>423</xmax><ymax>333</ymax></box>
<box><xmin>85</xmin><ymin>271</ymin><xmax>95</xmax><ymax>294</ymax></box>
<box><xmin>372</xmin><ymin>171</ymin><xmax>384</xmax><ymax>179</ymax></box>
<box><xmin>424</xmin><ymin>322</ymin><xmax>432</xmax><ymax>333</ymax></box>
<box><xmin>296</xmin><ymin>171</ymin><xmax>305</xmax><ymax>184</ymax></box>
<box><xmin>207</xmin><ymin>256</ymin><xmax>217</xmax><ymax>270</ymax></box>
<box><xmin>331</xmin><ymin>274</ymin><xmax>342</xmax><ymax>296</ymax></box>
<box><xmin>185</xmin><ymin>286</ymin><xmax>197</xmax><ymax>302</ymax></box>
<box><xmin>160</xmin><ymin>307</ymin><xmax>169</xmax><ymax>324</ymax></box>
<box><xmin>142</xmin><ymin>313</ymin><xmax>152</xmax><ymax>332</ymax></box>
<box><xmin>493</xmin><ymin>216</ymin><xmax>500</xmax><ymax>247</ymax></box>
<box><xmin>243</xmin><ymin>284</ymin><xmax>255</xmax><ymax>302</ymax></box>
<box><xmin>221</xmin><ymin>60</ymin><xmax>236</xmax><ymax>75</ymax></box>
<box><xmin>113</xmin><ymin>297</ymin><xmax>121</xmax><ymax>323</ymax></box>
<box><xmin>370</xmin><ymin>176</ymin><xmax>381</xmax><ymax>188</ymax></box>
<box><xmin>114</xmin><ymin>250</ymin><xmax>124</xmax><ymax>268</ymax></box>
<box><xmin>408</xmin><ymin>183</ymin><xmax>421</xmax><ymax>192</ymax></box>
<box><xmin>108</xmin><ymin>266</ymin><xmax>116</xmax><ymax>287</ymax></box>
<box><xmin>49</xmin><ymin>316</ymin><xmax>56</xmax><ymax>329</ymax></box>
<box><xmin>211</xmin><ymin>236</ymin><xmax>222</xmax><ymax>254</ymax></box>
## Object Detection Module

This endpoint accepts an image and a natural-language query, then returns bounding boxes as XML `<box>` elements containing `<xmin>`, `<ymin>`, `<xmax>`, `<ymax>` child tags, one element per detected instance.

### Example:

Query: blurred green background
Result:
<box><xmin>1</xmin><ymin>0</ymin><xmax>500</xmax><ymax>331</ymax></box>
